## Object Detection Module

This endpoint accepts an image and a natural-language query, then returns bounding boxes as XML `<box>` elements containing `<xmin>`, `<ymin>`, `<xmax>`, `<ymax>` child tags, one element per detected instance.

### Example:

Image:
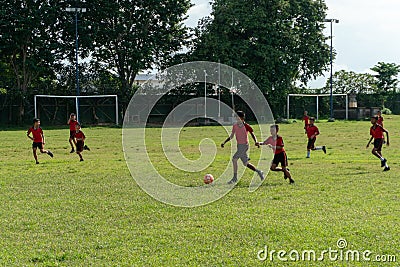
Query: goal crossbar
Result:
<box><xmin>34</xmin><ymin>94</ymin><xmax>119</xmax><ymax>125</ymax></box>
<box><xmin>287</xmin><ymin>93</ymin><xmax>348</xmax><ymax>120</ymax></box>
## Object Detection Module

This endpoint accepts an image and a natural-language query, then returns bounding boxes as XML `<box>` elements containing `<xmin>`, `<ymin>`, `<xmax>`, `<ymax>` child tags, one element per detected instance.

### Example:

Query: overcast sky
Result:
<box><xmin>185</xmin><ymin>0</ymin><xmax>400</xmax><ymax>88</ymax></box>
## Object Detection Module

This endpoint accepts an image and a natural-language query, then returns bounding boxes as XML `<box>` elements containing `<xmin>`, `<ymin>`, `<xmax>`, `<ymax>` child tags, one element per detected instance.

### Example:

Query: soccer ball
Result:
<box><xmin>203</xmin><ymin>174</ymin><xmax>214</xmax><ymax>184</ymax></box>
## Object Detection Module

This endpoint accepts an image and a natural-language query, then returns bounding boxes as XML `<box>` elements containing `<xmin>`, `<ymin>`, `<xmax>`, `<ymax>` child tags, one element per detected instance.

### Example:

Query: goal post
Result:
<box><xmin>34</xmin><ymin>95</ymin><xmax>119</xmax><ymax>125</ymax></box>
<box><xmin>287</xmin><ymin>93</ymin><xmax>348</xmax><ymax>120</ymax></box>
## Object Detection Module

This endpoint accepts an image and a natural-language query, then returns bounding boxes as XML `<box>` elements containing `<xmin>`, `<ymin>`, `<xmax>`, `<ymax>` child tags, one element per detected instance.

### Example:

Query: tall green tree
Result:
<box><xmin>370</xmin><ymin>62</ymin><xmax>400</xmax><ymax>93</ymax></box>
<box><xmin>86</xmin><ymin>0</ymin><xmax>192</xmax><ymax>92</ymax></box>
<box><xmin>0</xmin><ymin>0</ymin><xmax>64</xmax><ymax>121</ymax></box>
<box><xmin>323</xmin><ymin>70</ymin><xmax>377</xmax><ymax>94</ymax></box>
<box><xmin>189</xmin><ymin>0</ymin><xmax>331</xmax><ymax>114</ymax></box>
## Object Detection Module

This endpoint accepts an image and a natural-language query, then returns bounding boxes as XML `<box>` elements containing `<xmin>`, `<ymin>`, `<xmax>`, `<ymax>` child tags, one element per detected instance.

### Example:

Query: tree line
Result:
<box><xmin>1</xmin><ymin>0</ymin><xmax>399</xmax><ymax>123</ymax></box>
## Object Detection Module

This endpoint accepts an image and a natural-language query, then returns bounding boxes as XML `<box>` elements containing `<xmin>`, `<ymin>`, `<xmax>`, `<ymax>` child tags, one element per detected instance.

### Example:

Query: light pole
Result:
<box><xmin>66</xmin><ymin>7</ymin><xmax>86</xmax><ymax>122</ymax></box>
<box><xmin>324</xmin><ymin>18</ymin><xmax>339</xmax><ymax>120</ymax></box>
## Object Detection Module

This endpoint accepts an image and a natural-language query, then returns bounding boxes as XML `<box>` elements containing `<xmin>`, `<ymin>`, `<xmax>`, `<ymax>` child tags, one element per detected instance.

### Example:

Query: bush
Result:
<box><xmin>381</xmin><ymin>107</ymin><xmax>392</xmax><ymax>115</ymax></box>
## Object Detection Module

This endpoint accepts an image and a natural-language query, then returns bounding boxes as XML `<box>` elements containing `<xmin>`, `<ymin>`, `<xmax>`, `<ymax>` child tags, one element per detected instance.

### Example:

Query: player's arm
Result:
<box><xmin>27</xmin><ymin>129</ymin><xmax>34</xmax><ymax>141</ymax></box>
<box><xmin>221</xmin><ymin>132</ymin><xmax>234</xmax><ymax>148</ymax></box>
<box><xmin>382</xmin><ymin>128</ymin><xmax>389</xmax><ymax>146</ymax></box>
<box><xmin>366</xmin><ymin>136</ymin><xmax>373</xmax><ymax>148</ymax></box>
<box><xmin>42</xmin><ymin>132</ymin><xmax>45</xmax><ymax>144</ymax></box>
<box><xmin>249</xmin><ymin>131</ymin><xmax>260</xmax><ymax>147</ymax></box>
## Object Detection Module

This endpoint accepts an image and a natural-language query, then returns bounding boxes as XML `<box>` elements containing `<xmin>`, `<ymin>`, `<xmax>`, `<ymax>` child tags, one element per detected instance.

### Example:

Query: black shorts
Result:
<box><xmin>307</xmin><ymin>138</ymin><xmax>316</xmax><ymax>150</ymax></box>
<box><xmin>272</xmin><ymin>152</ymin><xmax>288</xmax><ymax>167</ymax></box>
<box><xmin>32</xmin><ymin>142</ymin><xmax>43</xmax><ymax>149</ymax></box>
<box><xmin>76</xmin><ymin>141</ymin><xmax>84</xmax><ymax>152</ymax></box>
<box><xmin>373</xmin><ymin>138</ymin><xmax>383</xmax><ymax>151</ymax></box>
<box><xmin>70</xmin><ymin>131</ymin><xmax>75</xmax><ymax>139</ymax></box>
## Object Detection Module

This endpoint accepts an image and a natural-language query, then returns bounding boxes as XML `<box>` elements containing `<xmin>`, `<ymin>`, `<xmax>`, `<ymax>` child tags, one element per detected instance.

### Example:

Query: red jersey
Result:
<box><xmin>377</xmin><ymin>116</ymin><xmax>384</xmax><ymax>127</ymax></box>
<box><xmin>232</xmin><ymin>122</ymin><xmax>253</xmax><ymax>145</ymax></box>
<box><xmin>27</xmin><ymin>127</ymin><xmax>43</xmax><ymax>143</ymax></box>
<box><xmin>74</xmin><ymin>130</ymin><xmax>85</xmax><ymax>140</ymax></box>
<box><xmin>306</xmin><ymin>125</ymin><xmax>319</xmax><ymax>139</ymax></box>
<box><xmin>303</xmin><ymin>115</ymin><xmax>309</xmax><ymax>126</ymax></box>
<box><xmin>370</xmin><ymin>124</ymin><xmax>384</xmax><ymax>139</ymax></box>
<box><xmin>263</xmin><ymin>135</ymin><xmax>285</xmax><ymax>154</ymax></box>
<box><xmin>68</xmin><ymin>120</ymin><xmax>79</xmax><ymax>131</ymax></box>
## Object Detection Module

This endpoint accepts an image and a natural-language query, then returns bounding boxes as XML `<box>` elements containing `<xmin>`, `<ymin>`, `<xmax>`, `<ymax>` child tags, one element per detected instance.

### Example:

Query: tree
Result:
<box><xmin>0</xmin><ymin>0</ymin><xmax>64</xmax><ymax>122</ymax></box>
<box><xmin>86</xmin><ymin>0</ymin><xmax>192</xmax><ymax>92</ymax></box>
<box><xmin>370</xmin><ymin>62</ymin><xmax>400</xmax><ymax>93</ymax></box>
<box><xmin>189</xmin><ymin>0</ymin><xmax>331</xmax><ymax>114</ymax></box>
<box><xmin>322</xmin><ymin>70</ymin><xmax>377</xmax><ymax>94</ymax></box>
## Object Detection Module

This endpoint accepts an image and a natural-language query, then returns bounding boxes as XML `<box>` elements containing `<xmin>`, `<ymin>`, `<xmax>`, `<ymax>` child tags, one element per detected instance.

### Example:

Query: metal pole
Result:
<box><xmin>75</xmin><ymin>96</ymin><xmax>79</xmax><ymax>123</ymax></box>
<box><xmin>345</xmin><ymin>94</ymin><xmax>348</xmax><ymax>120</ymax></box>
<box><xmin>204</xmin><ymin>70</ymin><xmax>207</xmax><ymax>118</ymax></box>
<box><xmin>329</xmin><ymin>20</ymin><xmax>333</xmax><ymax>119</ymax></box>
<box><xmin>34</xmin><ymin>95</ymin><xmax>37</xmax><ymax>118</ymax></box>
<box><xmin>115</xmin><ymin>95</ymin><xmax>119</xmax><ymax>125</ymax></box>
<box><xmin>218</xmin><ymin>61</ymin><xmax>221</xmax><ymax>118</ymax></box>
<box><xmin>75</xmin><ymin>11</ymin><xmax>80</xmax><ymax>122</ymax></box>
<box><xmin>316</xmin><ymin>95</ymin><xmax>319</xmax><ymax>121</ymax></box>
<box><xmin>287</xmin><ymin>95</ymin><xmax>290</xmax><ymax>120</ymax></box>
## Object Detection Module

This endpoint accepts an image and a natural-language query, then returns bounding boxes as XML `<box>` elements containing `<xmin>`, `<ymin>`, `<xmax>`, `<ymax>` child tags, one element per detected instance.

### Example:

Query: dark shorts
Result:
<box><xmin>76</xmin><ymin>140</ymin><xmax>84</xmax><ymax>152</ymax></box>
<box><xmin>272</xmin><ymin>152</ymin><xmax>288</xmax><ymax>167</ymax></box>
<box><xmin>233</xmin><ymin>144</ymin><xmax>249</xmax><ymax>164</ymax></box>
<box><xmin>70</xmin><ymin>131</ymin><xmax>75</xmax><ymax>139</ymax></box>
<box><xmin>307</xmin><ymin>138</ymin><xmax>316</xmax><ymax>150</ymax></box>
<box><xmin>373</xmin><ymin>138</ymin><xmax>383</xmax><ymax>151</ymax></box>
<box><xmin>32</xmin><ymin>142</ymin><xmax>43</xmax><ymax>149</ymax></box>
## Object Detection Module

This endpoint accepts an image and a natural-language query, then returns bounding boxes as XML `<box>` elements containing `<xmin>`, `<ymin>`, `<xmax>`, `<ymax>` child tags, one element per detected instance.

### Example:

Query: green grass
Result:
<box><xmin>0</xmin><ymin>117</ymin><xmax>399</xmax><ymax>266</ymax></box>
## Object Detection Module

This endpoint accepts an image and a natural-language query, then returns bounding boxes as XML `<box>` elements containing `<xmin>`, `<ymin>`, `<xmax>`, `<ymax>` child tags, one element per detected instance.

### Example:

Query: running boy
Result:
<box><xmin>74</xmin><ymin>123</ymin><xmax>86</xmax><ymax>161</ymax></box>
<box><xmin>306</xmin><ymin>117</ymin><xmax>326</xmax><ymax>158</ymax></box>
<box><xmin>377</xmin><ymin>110</ymin><xmax>384</xmax><ymax>127</ymax></box>
<box><xmin>27</xmin><ymin>118</ymin><xmax>54</xmax><ymax>164</ymax></box>
<box><xmin>257</xmin><ymin>125</ymin><xmax>294</xmax><ymax>184</ymax></box>
<box><xmin>221</xmin><ymin>111</ymin><xmax>264</xmax><ymax>184</ymax></box>
<box><xmin>302</xmin><ymin>110</ymin><xmax>309</xmax><ymax>133</ymax></box>
<box><xmin>68</xmin><ymin>113</ymin><xmax>79</xmax><ymax>153</ymax></box>
<box><xmin>366</xmin><ymin>116</ymin><xmax>390</xmax><ymax>171</ymax></box>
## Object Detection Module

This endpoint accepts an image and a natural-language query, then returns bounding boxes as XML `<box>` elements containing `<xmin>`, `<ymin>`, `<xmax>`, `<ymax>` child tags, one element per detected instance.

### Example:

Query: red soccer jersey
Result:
<box><xmin>68</xmin><ymin>120</ymin><xmax>79</xmax><ymax>131</ymax></box>
<box><xmin>27</xmin><ymin>127</ymin><xmax>43</xmax><ymax>143</ymax></box>
<box><xmin>303</xmin><ymin>115</ymin><xmax>309</xmax><ymax>126</ymax></box>
<box><xmin>306</xmin><ymin>125</ymin><xmax>319</xmax><ymax>139</ymax></box>
<box><xmin>74</xmin><ymin>131</ymin><xmax>85</xmax><ymax>140</ymax></box>
<box><xmin>263</xmin><ymin>135</ymin><xmax>285</xmax><ymax>154</ymax></box>
<box><xmin>232</xmin><ymin>122</ymin><xmax>253</xmax><ymax>145</ymax></box>
<box><xmin>377</xmin><ymin>116</ymin><xmax>384</xmax><ymax>127</ymax></box>
<box><xmin>370</xmin><ymin>125</ymin><xmax>384</xmax><ymax>139</ymax></box>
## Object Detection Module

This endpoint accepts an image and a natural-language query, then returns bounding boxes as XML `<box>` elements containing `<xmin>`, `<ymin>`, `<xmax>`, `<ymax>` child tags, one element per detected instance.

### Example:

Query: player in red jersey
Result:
<box><xmin>73</xmin><ymin>123</ymin><xmax>87</xmax><ymax>161</ymax></box>
<box><xmin>258</xmin><ymin>125</ymin><xmax>294</xmax><ymax>184</ymax></box>
<box><xmin>376</xmin><ymin>110</ymin><xmax>384</xmax><ymax>127</ymax></box>
<box><xmin>366</xmin><ymin>116</ymin><xmax>390</xmax><ymax>171</ymax></box>
<box><xmin>27</xmin><ymin>118</ymin><xmax>54</xmax><ymax>164</ymax></box>
<box><xmin>68</xmin><ymin>113</ymin><xmax>79</xmax><ymax>153</ymax></box>
<box><xmin>306</xmin><ymin>117</ymin><xmax>326</xmax><ymax>158</ymax></box>
<box><xmin>221</xmin><ymin>111</ymin><xmax>264</xmax><ymax>184</ymax></box>
<box><xmin>302</xmin><ymin>110</ymin><xmax>309</xmax><ymax>133</ymax></box>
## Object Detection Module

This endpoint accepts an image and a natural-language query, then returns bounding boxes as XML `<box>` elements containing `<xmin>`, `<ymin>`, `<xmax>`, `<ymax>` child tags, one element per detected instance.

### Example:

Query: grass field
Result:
<box><xmin>0</xmin><ymin>117</ymin><xmax>399</xmax><ymax>266</ymax></box>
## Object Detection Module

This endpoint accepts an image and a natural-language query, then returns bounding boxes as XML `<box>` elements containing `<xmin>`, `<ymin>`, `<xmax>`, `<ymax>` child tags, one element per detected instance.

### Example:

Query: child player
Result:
<box><xmin>302</xmin><ymin>110</ymin><xmax>309</xmax><ymax>133</ymax></box>
<box><xmin>68</xmin><ymin>113</ymin><xmax>79</xmax><ymax>153</ymax></box>
<box><xmin>257</xmin><ymin>125</ymin><xmax>294</xmax><ymax>184</ymax></box>
<box><xmin>366</xmin><ymin>116</ymin><xmax>390</xmax><ymax>171</ymax></box>
<box><xmin>306</xmin><ymin>117</ymin><xmax>326</xmax><ymax>158</ymax></box>
<box><xmin>221</xmin><ymin>111</ymin><xmax>264</xmax><ymax>184</ymax></box>
<box><xmin>74</xmin><ymin>123</ymin><xmax>86</xmax><ymax>161</ymax></box>
<box><xmin>27</xmin><ymin>118</ymin><xmax>54</xmax><ymax>164</ymax></box>
<box><xmin>377</xmin><ymin>110</ymin><xmax>384</xmax><ymax>127</ymax></box>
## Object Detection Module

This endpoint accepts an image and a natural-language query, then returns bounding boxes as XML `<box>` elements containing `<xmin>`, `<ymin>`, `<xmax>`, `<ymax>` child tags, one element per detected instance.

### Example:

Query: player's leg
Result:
<box><xmin>270</xmin><ymin>163</ymin><xmax>281</xmax><ymax>171</ymax></box>
<box><xmin>307</xmin><ymin>138</ymin><xmax>314</xmax><ymax>158</ymax></box>
<box><xmin>32</xmin><ymin>146</ymin><xmax>39</xmax><ymax>164</ymax></box>
<box><xmin>228</xmin><ymin>157</ymin><xmax>239</xmax><ymax>184</ymax></box>
<box><xmin>69</xmin><ymin>132</ymin><xmax>75</xmax><ymax>153</ymax></box>
<box><xmin>39</xmin><ymin>143</ymin><xmax>53</xmax><ymax>158</ymax></box>
<box><xmin>246</xmin><ymin>161</ymin><xmax>264</xmax><ymax>181</ymax></box>
<box><xmin>77</xmin><ymin>151</ymin><xmax>83</xmax><ymax>161</ymax></box>
<box><xmin>281</xmin><ymin>153</ymin><xmax>294</xmax><ymax>183</ymax></box>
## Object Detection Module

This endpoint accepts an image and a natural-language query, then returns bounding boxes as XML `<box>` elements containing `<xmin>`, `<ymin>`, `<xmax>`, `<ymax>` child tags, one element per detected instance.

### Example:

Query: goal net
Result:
<box><xmin>287</xmin><ymin>94</ymin><xmax>348</xmax><ymax>120</ymax></box>
<box><xmin>34</xmin><ymin>95</ymin><xmax>119</xmax><ymax>125</ymax></box>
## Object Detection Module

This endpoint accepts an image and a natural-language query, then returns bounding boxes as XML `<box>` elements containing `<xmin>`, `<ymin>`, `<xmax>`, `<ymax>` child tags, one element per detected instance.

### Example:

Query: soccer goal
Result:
<box><xmin>287</xmin><ymin>93</ymin><xmax>348</xmax><ymax>120</ymax></box>
<box><xmin>34</xmin><ymin>95</ymin><xmax>119</xmax><ymax>125</ymax></box>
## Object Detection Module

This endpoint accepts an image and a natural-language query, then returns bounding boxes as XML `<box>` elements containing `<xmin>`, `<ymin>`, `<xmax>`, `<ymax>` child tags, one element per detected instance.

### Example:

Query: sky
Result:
<box><xmin>184</xmin><ymin>0</ymin><xmax>400</xmax><ymax>88</ymax></box>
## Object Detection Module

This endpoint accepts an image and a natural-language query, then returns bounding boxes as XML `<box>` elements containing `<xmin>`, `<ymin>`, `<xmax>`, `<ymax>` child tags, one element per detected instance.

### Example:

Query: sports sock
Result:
<box><xmin>380</xmin><ymin>157</ymin><xmax>385</xmax><ymax>161</ymax></box>
<box><xmin>307</xmin><ymin>151</ymin><xmax>311</xmax><ymax>157</ymax></box>
<box><xmin>233</xmin><ymin>173</ymin><xmax>237</xmax><ymax>179</ymax></box>
<box><xmin>315</xmin><ymin>147</ymin><xmax>323</xmax><ymax>150</ymax></box>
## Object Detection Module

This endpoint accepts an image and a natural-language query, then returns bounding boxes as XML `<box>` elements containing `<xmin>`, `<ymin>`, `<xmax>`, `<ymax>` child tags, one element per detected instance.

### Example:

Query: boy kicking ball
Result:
<box><xmin>221</xmin><ymin>111</ymin><xmax>264</xmax><ymax>184</ymax></box>
<box><xmin>366</xmin><ymin>116</ymin><xmax>390</xmax><ymax>171</ymax></box>
<box><xmin>306</xmin><ymin>117</ymin><xmax>326</xmax><ymax>158</ymax></box>
<box><xmin>27</xmin><ymin>118</ymin><xmax>54</xmax><ymax>164</ymax></box>
<box><xmin>74</xmin><ymin>123</ymin><xmax>88</xmax><ymax>161</ymax></box>
<box><xmin>258</xmin><ymin>125</ymin><xmax>294</xmax><ymax>184</ymax></box>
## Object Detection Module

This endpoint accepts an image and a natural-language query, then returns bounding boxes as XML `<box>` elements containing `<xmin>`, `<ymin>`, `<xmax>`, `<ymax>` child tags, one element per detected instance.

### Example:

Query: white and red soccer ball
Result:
<box><xmin>203</xmin><ymin>174</ymin><xmax>214</xmax><ymax>184</ymax></box>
